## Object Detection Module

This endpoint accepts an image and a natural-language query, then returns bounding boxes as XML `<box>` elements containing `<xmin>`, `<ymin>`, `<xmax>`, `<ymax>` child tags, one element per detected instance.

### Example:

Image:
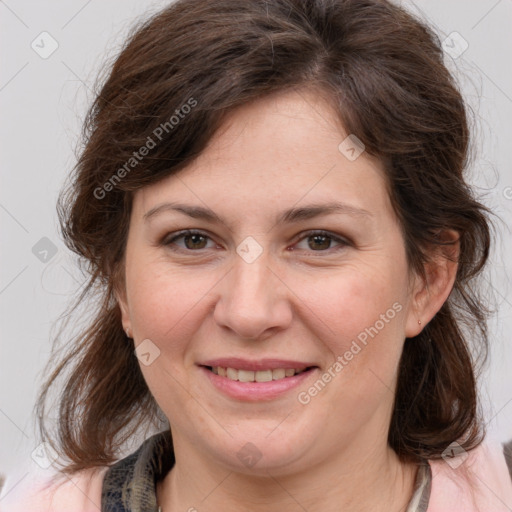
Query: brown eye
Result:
<box><xmin>164</xmin><ymin>230</ymin><xmax>214</xmax><ymax>251</ymax></box>
<box><xmin>307</xmin><ymin>234</ymin><xmax>332</xmax><ymax>250</ymax></box>
<box><xmin>183</xmin><ymin>233</ymin><xmax>208</xmax><ymax>250</ymax></box>
<box><xmin>162</xmin><ymin>229</ymin><xmax>349</xmax><ymax>254</ymax></box>
<box><xmin>294</xmin><ymin>230</ymin><xmax>349</xmax><ymax>252</ymax></box>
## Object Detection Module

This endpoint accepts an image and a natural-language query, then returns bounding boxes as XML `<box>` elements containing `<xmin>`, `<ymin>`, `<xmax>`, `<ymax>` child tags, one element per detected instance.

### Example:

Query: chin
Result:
<box><xmin>200</xmin><ymin>421</ymin><xmax>319</xmax><ymax>476</ymax></box>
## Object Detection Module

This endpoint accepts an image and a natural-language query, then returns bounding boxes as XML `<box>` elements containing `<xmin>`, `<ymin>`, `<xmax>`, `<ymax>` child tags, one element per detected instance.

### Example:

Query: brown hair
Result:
<box><xmin>36</xmin><ymin>0</ymin><xmax>496</xmax><ymax>474</ymax></box>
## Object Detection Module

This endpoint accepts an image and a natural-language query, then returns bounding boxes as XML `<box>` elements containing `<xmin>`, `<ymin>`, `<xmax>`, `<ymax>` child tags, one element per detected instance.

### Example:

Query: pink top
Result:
<box><xmin>0</xmin><ymin>467</ymin><xmax>107</xmax><ymax>512</ymax></box>
<box><xmin>1</xmin><ymin>437</ymin><xmax>511</xmax><ymax>511</ymax></box>
<box><xmin>427</xmin><ymin>438</ymin><xmax>512</xmax><ymax>511</ymax></box>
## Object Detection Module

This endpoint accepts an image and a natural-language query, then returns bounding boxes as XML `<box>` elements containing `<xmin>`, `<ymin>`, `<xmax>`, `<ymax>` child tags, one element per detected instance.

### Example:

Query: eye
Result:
<box><xmin>163</xmin><ymin>230</ymin><xmax>217</xmax><ymax>251</ymax></box>
<box><xmin>162</xmin><ymin>229</ymin><xmax>349</xmax><ymax>254</ymax></box>
<box><xmin>292</xmin><ymin>230</ymin><xmax>350</xmax><ymax>252</ymax></box>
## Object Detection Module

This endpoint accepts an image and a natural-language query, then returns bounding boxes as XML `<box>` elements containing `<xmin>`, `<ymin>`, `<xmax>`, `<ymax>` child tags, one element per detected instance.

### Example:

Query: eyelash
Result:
<box><xmin>162</xmin><ymin>229</ymin><xmax>350</xmax><ymax>254</ymax></box>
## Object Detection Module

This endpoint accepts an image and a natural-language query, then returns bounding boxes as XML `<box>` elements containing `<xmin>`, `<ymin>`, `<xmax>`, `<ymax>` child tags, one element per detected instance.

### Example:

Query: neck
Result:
<box><xmin>156</xmin><ymin>440</ymin><xmax>418</xmax><ymax>512</ymax></box>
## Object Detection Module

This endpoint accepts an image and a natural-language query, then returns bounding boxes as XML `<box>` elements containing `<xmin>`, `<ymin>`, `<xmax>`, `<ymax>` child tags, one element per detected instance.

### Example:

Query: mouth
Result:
<box><xmin>198</xmin><ymin>359</ymin><xmax>319</xmax><ymax>401</ymax></box>
<box><xmin>205</xmin><ymin>366</ymin><xmax>314</xmax><ymax>382</ymax></box>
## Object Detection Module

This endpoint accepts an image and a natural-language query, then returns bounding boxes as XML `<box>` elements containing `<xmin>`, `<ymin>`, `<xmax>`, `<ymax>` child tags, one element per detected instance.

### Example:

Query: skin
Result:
<box><xmin>116</xmin><ymin>88</ymin><xmax>459</xmax><ymax>512</ymax></box>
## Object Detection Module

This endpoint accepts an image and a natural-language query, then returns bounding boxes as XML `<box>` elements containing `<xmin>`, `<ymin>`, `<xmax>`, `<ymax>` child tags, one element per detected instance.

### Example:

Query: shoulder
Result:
<box><xmin>1</xmin><ymin>431</ymin><xmax>173</xmax><ymax>512</ymax></box>
<box><xmin>426</xmin><ymin>436</ymin><xmax>512</xmax><ymax>512</ymax></box>
<box><xmin>0</xmin><ymin>466</ymin><xmax>108</xmax><ymax>512</ymax></box>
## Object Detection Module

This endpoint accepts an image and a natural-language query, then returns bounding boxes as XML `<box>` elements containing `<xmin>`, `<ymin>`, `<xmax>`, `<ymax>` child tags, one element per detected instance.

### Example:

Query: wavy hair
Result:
<box><xmin>36</xmin><ymin>0</ymin><xmax>496</xmax><ymax>474</ymax></box>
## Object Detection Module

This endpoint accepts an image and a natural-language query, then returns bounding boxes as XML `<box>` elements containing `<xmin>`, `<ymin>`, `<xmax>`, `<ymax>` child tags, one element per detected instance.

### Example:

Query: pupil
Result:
<box><xmin>186</xmin><ymin>234</ymin><xmax>206</xmax><ymax>249</ymax></box>
<box><xmin>310</xmin><ymin>235</ymin><xmax>330</xmax><ymax>250</ymax></box>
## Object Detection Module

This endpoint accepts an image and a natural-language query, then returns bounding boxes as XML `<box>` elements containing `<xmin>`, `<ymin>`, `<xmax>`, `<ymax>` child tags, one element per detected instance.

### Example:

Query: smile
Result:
<box><xmin>208</xmin><ymin>366</ymin><xmax>310</xmax><ymax>382</ymax></box>
<box><xmin>199</xmin><ymin>359</ymin><xmax>319</xmax><ymax>401</ymax></box>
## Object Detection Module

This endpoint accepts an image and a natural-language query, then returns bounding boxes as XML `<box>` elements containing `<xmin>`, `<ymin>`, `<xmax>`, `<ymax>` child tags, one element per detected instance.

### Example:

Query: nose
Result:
<box><xmin>213</xmin><ymin>248</ymin><xmax>293</xmax><ymax>341</ymax></box>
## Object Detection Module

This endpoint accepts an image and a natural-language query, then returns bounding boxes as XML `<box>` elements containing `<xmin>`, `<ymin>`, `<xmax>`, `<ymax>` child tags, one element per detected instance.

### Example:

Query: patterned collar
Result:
<box><xmin>101</xmin><ymin>430</ymin><xmax>174</xmax><ymax>511</ymax></box>
<box><xmin>101</xmin><ymin>430</ymin><xmax>431</xmax><ymax>512</ymax></box>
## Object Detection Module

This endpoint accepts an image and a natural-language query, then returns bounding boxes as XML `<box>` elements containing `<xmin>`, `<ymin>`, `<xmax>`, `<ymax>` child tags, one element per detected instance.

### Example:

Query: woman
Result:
<box><xmin>3</xmin><ymin>0</ymin><xmax>511</xmax><ymax>510</ymax></box>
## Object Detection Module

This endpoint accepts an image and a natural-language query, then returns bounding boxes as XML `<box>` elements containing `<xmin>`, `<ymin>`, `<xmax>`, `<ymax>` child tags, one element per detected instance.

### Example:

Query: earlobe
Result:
<box><xmin>404</xmin><ymin>229</ymin><xmax>460</xmax><ymax>338</ymax></box>
<box><xmin>404</xmin><ymin>272</ymin><xmax>429</xmax><ymax>338</ymax></box>
<box><xmin>114</xmin><ymin>281</ymin><xmax>132</xmax><ymax>338</ymax></box>
<box><xmin>116</xmin><ymin>296</ymin><xmax>132</xmax><ymax>334</ymax></box>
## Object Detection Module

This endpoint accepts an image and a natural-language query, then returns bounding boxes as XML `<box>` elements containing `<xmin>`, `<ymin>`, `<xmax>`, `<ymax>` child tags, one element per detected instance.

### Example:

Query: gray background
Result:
<box><xmin>1</xmin><ymin>0</ymin><xmax>511</xmax><ymax>500</ymax></box>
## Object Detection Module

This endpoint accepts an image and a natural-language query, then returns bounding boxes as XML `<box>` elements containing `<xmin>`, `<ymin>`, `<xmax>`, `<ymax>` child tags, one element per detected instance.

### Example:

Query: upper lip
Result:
<box><xmin>199</xmin><ymin>358</ymin><xmax>318</xmax><ymax>371</ymax></box>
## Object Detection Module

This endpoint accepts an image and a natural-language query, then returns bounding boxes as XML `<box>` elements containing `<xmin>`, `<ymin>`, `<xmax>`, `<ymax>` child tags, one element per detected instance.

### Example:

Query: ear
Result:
<box><xmin>404</xmin><ymin>229</ymin><xmax>460</xmax><ymax>338</ymax></box>
<box><xmin>113</xmin><ymin>265</ymin><xmax>132</xmax><ymax>338</ymax></box>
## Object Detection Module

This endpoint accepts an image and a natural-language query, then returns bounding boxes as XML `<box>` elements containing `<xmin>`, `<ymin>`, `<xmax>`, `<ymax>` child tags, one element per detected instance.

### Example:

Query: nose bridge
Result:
<box><xmin>232</xmin><ymin>249</ymin><xmax>271</xmax><ymax>300</ymax></box>
<box><xmin>230</xmin><ymin>234</ymin><xmax>274</xmax><ymax>300</ymax></box>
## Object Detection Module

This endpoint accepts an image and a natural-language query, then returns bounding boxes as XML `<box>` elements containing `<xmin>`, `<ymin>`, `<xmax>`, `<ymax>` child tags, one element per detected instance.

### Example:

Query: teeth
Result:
<box><xmin>272</xmin><ymin>368</ymin><xmax>285</xmax><ymax>380</ymax></box>
<box><xmin>255</xmin><ymin>370</ymin><xmax>273</xmax><ymax>382</ymax></box>
<box><xmin>238</xmin><ymin>370</ymin><xmax>255</xmax><ymax>382</ymax></box>
<box><xmin>226</xmin><ymin>367</ymin><xmax>238</xmax><ymax>380</ymax></box>
<box><xmin>211</xmin><ymin>367</ymin><xmax>307</xmax><ymax>382</ymax></box>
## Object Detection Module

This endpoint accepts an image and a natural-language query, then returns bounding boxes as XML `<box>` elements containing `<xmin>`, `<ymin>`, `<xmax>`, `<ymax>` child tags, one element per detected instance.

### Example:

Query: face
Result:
<box><xmin>117</xmin><ymin>88</ymin><xmax>427</xmax><ymax>476</ymax></box>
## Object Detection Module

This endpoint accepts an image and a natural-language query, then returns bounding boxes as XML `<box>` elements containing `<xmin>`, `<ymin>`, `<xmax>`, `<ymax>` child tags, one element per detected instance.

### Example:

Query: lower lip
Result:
<box><xmin>200</xmin><ymin>366</ymin><xmax>317</xmax><ymax>401</ymax></box>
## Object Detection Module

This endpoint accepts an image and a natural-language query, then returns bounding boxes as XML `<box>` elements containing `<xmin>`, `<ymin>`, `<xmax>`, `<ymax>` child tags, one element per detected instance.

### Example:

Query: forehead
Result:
<box><xmin>132</xmin><ymin>89</ymin><xmax>392</xmax><ymax>227</ymax></box>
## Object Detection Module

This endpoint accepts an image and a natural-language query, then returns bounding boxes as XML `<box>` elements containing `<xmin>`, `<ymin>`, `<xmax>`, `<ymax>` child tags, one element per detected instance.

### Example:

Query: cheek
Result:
<box><xmin>128</xmin><ymin>272</ymin><xmax>192</xmax><ymax>340</ymax></box>
<box><xmin>125</xmin><ymin>262</ymin><xmax>208</xmax><ymax>415</ymax></box>
<box><xmin>297</xmin><ymin>262</ymin><xmax>409</xmax><ymax>397</ymax></box>
<box><xmin>125</xmin><ymin>256</ymin><xmax>221</xmax><ymax>352</ymax></box>
<box><xmin>302</xmin><ymin>263</ymin><xmax>407</xmax><ymax>340</ymax></box>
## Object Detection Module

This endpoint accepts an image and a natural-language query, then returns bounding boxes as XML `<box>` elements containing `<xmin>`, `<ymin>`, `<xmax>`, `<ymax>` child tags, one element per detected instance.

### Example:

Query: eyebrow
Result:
<box><xmin>143</xmin><ymin>201</ymin><xmax>373</xmax><ymax>227</ymax></box>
